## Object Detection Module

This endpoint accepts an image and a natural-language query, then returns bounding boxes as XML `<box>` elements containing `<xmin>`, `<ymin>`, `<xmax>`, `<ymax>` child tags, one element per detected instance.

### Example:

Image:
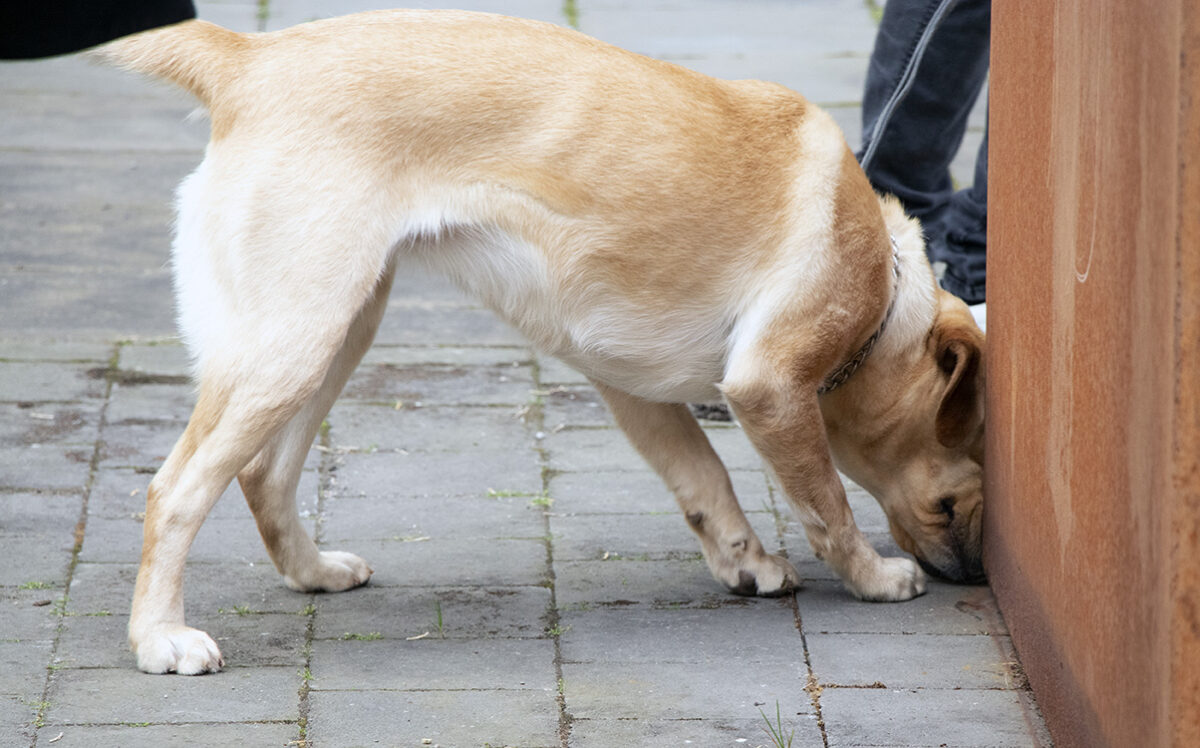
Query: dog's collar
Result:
<box><xmin>817</xmin><ymin>236</ymin><xmax>902</xmax><ymax>396</ymax></box>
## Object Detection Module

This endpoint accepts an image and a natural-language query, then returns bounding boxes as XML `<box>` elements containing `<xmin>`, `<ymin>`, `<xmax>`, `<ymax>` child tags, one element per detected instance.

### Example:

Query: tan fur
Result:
<box><xmin>98</xmin><ymin>11</ymin><xmax>985</xmax><ymax>674</ymax></box>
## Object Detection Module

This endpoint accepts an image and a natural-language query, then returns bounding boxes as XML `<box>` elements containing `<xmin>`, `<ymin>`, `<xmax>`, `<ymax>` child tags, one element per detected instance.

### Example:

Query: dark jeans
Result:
<box><xmin>858</xmin><ymin>0</ymin><xmax>991</xmax><ymax>304</ymax></box>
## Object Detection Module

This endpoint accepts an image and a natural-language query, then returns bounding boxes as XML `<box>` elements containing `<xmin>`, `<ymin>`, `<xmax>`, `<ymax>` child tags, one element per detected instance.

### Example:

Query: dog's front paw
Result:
<box><xmin>133</xmin><ymin>625</ymin><xmax>224</xmax><ymax>675</ymax></box>
<box><xmin>283</xmin><ymin>550</ymin><xmax>373</xmax><ymax>593</ymax></box>
<box><xmin>846</xmin><ymin>556</ymin><xmax>927</xmax><ymax>602</ymax></box>
<box><xmin>717</xmin><ymin>552</ymin><xmax>802</xmax><ymax>597</ymax></box>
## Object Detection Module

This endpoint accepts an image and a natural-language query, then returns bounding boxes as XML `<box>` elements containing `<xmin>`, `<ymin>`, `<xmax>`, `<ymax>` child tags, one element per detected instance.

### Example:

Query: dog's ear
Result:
<box><xmin>931</xmin><ymin>293</ymin><xmax>984</xmax><ymax>448</ymax></box>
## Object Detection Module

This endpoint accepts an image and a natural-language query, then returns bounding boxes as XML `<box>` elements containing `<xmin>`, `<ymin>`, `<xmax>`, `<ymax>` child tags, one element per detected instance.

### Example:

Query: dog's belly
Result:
<box><xmin>404</xmin><ymin>227</ymin><xmax>729</xmax><ymax>404</ymax></box>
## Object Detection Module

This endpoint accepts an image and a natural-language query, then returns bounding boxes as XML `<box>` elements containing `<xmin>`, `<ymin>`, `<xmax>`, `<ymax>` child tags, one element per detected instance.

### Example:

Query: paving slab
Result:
<box><xmin>306</xmin><ymin>688</ymin><xmax>560</xmax><ymax>748</ymax></box>
<box><xmin>330</xmin><ymin>448</ymin><xmax>544</xmax><ymax>500</ymax></box>
<box><xmin>568</xmin><ymin>715</ymin><xmax>825</xmax><ymax>748</ymax></box>
<box><xmin>312</xmin><ymin>584</ymin><xmax>551</xmax><ymax>641</ymax></box>
<box><xmin>548</xmin><ymin>467</ymin><xmax>772</xmax><ymax>515</ymax></box>
<box><xmin>820</xmin><ymin>687</ymin><xmax>1038</xmax><ymax>748</ymax></box>
<box><xmin>561</xmin><ymin>660</ymin><xmax>812</xmax><ymax>721</ymax></box>
<box><xmin>45</xmin><ymin>665</ymin><xmax>299</xmax><ymax>725</ymax></box>
<box><xmin>309</xmin><ymin>637</ymin><xmax>557</xmax><ymax>691</ymax></box>
<box><xmin>32</xmin><ymin>723</ymin><xmax>299</xmax><ymax>748</ymax></box>
<box><xmin>559</xmin><ymin>599</ymin><xmax>800</xmax><ymax>664</ymax></box>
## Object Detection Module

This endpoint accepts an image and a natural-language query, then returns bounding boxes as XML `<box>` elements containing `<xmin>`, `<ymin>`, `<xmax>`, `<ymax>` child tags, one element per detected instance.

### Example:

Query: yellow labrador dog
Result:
<box><xmin>100</xmin><ymin>10</ymin><xmax>985</xmax><ymax>675</ymax></box>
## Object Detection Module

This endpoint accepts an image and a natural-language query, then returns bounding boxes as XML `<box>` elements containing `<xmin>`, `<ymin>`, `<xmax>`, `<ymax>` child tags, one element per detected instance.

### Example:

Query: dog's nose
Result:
<box><xmin>917</xmin><ymin>555</ymin><xmax>987</xmax><ymax>585</ymax></box>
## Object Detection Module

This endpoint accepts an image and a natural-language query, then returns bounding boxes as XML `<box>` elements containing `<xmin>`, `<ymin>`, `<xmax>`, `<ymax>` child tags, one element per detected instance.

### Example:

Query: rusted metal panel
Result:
<box><xmin>987</xmin><ymin>1</ymin><xmax>1199</xmax><ymax>746</ymax></box>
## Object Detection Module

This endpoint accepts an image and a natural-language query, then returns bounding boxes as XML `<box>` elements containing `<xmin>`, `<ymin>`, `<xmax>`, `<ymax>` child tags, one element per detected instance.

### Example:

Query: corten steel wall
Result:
<box><xmin>987</xmin><ymin>2</ymin><xmax>1199</xmax><ymax>747</ymax></box>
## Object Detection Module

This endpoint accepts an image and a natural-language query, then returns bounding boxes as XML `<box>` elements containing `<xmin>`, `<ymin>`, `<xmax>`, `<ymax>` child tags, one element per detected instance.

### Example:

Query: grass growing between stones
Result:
<box><xmin>758</xmin><ymin>701</ymin><xmax>795</xmax><ymax>748</ymax></box>
<box><xmin>563</xmin><ymin>0</ymin><xmax>579</xmax><ymax>29</ymax></box>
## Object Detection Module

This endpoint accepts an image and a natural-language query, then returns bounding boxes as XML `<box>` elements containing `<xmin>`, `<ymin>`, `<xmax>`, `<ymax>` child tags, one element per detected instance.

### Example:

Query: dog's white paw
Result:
<box><xmin>847</xmin><ymin>556</ymin><xmax>927</xmax><ymax>602</ymax></box>
<box><xmin>718</xmin><ymin>552</ymin><xmax>802</xmax><ymax>597</ymax></box>
<box><xmin>133</xmin><ymin>625</ymin><xmax>224</xmax><ymax>675</ymax></box>
<box><xmin>283</xmin><ymin>550</ymin><xmax>373</xmax><ymax>592</ymax></box>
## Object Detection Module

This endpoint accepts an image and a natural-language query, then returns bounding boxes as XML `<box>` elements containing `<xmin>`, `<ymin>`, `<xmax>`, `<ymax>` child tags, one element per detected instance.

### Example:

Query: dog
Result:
<box><xmin>97</xmin><ymin>10</ymin><xmax>986</xmax><ymax>675</ymax></box>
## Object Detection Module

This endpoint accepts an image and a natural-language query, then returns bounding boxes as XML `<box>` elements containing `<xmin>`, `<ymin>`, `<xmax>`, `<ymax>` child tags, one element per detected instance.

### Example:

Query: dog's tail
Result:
<box><xmin>92</xmin><ymin>20</ymin><xmax>248</xmax><ymax>109</ymax></box>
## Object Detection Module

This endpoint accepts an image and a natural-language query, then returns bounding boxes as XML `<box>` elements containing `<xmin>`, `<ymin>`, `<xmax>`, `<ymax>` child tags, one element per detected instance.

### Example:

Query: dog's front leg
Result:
<box><xmin>591</xmin><ymin>380</ymin><xmax>801</xmax><ymax>596</ymax></box>
<box><xmin>722</xmin><ymin>375</ymin><xmax>926</xmax><ymax>601</ymax></box>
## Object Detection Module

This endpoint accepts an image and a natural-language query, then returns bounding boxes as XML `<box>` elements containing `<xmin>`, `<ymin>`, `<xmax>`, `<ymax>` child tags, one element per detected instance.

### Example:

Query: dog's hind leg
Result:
<box><xmin>128</xmin><ymin>180</ymin><xmax>398</xmax><ymax>673</ymax></box>
<box><xmin>592</xmin><ymin>380</ymin><xmax>801</xmax><ymax>596</ymax></box>
<box><xmin>130</xmin><ymin>360</ymin><xmax>332</xmax><ymax>674</ymax></box>
<box><xmin>236</xmin><ymin>267</ymin><xmax>394</xmax><ymax>593</ymax></box>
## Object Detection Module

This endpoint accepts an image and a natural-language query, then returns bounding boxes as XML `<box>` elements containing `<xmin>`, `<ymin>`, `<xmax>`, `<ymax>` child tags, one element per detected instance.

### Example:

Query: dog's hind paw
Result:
<box><xmin>133</xmin><ymin>625</ymin><xmax>224</xmax><ymax>675</ymax></box>
<box><xmin>847</xmin><ymin>556</ymin><xmax>927</xmax><ymax>602</ymax></box>
<box><xmin>283</xmin><ymin>550</ymin><xmax>373</xmax><ymax>593</ymax></box>
<box><xmin>720</xmin><ymin>552</ymin><xmax>802</xmax><ymax>597</ymax></box>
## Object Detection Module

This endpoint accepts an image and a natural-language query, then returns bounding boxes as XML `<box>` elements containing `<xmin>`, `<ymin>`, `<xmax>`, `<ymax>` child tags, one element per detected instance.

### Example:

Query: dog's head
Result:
<box><xmin>824</xmin><ymin>288</ymin><xmax>986</xmax><ymax>583</ymax></box>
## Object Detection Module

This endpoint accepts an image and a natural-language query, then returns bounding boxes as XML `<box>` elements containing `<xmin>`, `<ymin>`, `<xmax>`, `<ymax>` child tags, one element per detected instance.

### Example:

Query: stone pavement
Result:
<box><xmin>0</xmin><ymin>1</ymin><xmax>1042</xmax><ymax>746</ymax></box>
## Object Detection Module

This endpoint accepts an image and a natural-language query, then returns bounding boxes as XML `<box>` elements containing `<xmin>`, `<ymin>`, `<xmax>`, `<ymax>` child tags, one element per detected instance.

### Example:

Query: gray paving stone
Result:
<box><xmin>313</xmin><ymin>585</ymin><xmax>551</xmax><ymax>641</ymax></box>
<box><xmin>0</xmin><ymin>342</ymin><xmax>112</xmax><ymax>363</ymax></box>
<box><xmin>0</xmin><ymin>493</ymin><xmax>79</xmax><ymax>588</ymax></box>
<box><xmin>0</xmin><ymin>588</ymin><xmax>62</xmax><ymax>644</ymax></box>
<box><xmin>327</xmin><ymin>537</ymin><xmax>549</xmax><ymax>589</ymax></box>
<box><xmin>384</xmin><ymin>267</ymin><xmax>474</xmax><ymax>307</ymax></box>
<box><xmin>562</xmin><ymin>660</ymin><xmax>812</xmax><ymax>721</ymax></box>
<box><xmin>568</xmin><ymin>714</ymin><xmax>825</xmax><ymax>748</ymax></box>
<box><xmin>535</xmin><ymin>354</ymin><xmax>592</xmax><ymax>387</ymax></box>
<box><xmin>808</xmin><ymin>632</ymin><xmax>1015</xmax><ymax>690</ymax></box>
<box><xmin>359</xmin><ymin>343</ymin><xmax>529</xmax><ymax>368</ymax></box>
<box><xmin>330</xmin><ymin>449</ymin><xmax>543</xmax><ymax>500</ymax></box>
<box><xmin>322</xmin><ymin>491</ymin><xmax>546</xmax><ymax>544</ymax></box>
<box><xmin>34</xmin><ymin>723</ymin><xmax>299</xmax><ymax>748</ymax></box>
<box><xmin>820</xmin><ymin>687</ymin><xmax>1037</xmax><ymax>747</ymax></box>
<box><xmin>799</xmin><ymin>579</ymin><xmax>1003</xmax><ymax>636</ymax></box>
<box><xmin>374</xmin><ymin>304</ymin><xmax>530</xmax><ymax>347</ymax></box>
<box><xmin>0</xmin><ymin>404</ymin><xmax>100</xmax><ymax>458</ymax></box>
<box><xmin>547</xmin><ymin>468</ymin><xmax>772</xmax><ymax>515</ymax></box>
<box><xmin>310</xmin><ymin>637</ymin><xmax>556</xmax><ymax>691</ymax></box>
<box><xmin>307</xmin><ymin>688</ymin><xmax>559</xmax><ymax>748</ymax></box>
<box><xmin>0</xmin><ymin>491</ymin><xmax>80</xmax><ymax>534</ymax></box>
<box><xmin>0</xmin><ymin>444</ymin><xmax>93</xmax><ymax>493</ymax></box>
<box><xmin>3</xmin><ymin>206</ymin><xmax>176</xmax><ymax>274</ymax></box>
<box><xmin>97</xmin><ymin>421</ymin><xmax>181</xmax><ymax>470</ymax></box>
<box><xmin>0</xmin><ymin>638</ymin><xmax>53</xmax><ymax>706</ymax></box>
<box><xmin>0</xmin><ymin>362</ymin><xmax>106</xmax><ymax>403</ymax></box>
<box><xmin>46</xmin><ymin>666</ymin><xmax>298</xmax><ymax>725</ymax></box>
<box><xmin>0</xmin><ymin>88</ymin><xmax>207</xmax><ymax>152</ymax></box>
<box><xmin>115</xmin><ymin>343</ymin><xmax>191</xmax><ymax>378</ymax></box>
<box><xmin>539</xmin><ymin>384</ymin><xmax>612</xmax><ymax>429</ymax></box>
<box><xmin>550</xmin><ymin>509</ymin><xmax>780</xmax><ymax>563</ymax></box>
<box><xmin>192</xmin><ymin>0</ymin><xmax>263</xmax><ymax>32</ymax></box>
<box><xmin>0</xmin><ymin>532</ymin><xmax>76</xmax><ymax>589</ymax></box>
<box><xmin>0</xmin><ymin>270</ymin><xmax>176</xmax><ymax>341</ymax></box>
<box><xmin>264</xmin><ymin>0</ymin><xmax>568</xmax><ymax>31</ymax></box>
<box><xmin>342</xmin><ymin>360</ymin><xmax>537</xmax><ymax>407</ymax></box>
<box><xmin>546</xmin><ymin>426</ymin><xmax>765</xmax><ymax>473</ymax></box>
<box><xmin>555</xmin><ymin>558</ymin><xmax>731</xmax><ymax>607</ymax></box>
<box><xmin>0</xmin><ymin>696</ymin><xmax>36</xmax><ymax>748</ymax></box>
<box><xmin>559</xmin><ymin>600</ymin><xmax>800</xmax><ymax>665</ymax></box>
<box><xmin>325</xmin><ymin>402</ymin><xmax>534</xmax><ymax>453</ymax></box>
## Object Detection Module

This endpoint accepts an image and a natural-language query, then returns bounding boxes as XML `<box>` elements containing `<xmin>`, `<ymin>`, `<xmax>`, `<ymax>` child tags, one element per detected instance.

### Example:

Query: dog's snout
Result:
<box><xmin>916</xmin><ymin>548</ymin><xmax>986</xmax><ymax>585</ymax></box>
